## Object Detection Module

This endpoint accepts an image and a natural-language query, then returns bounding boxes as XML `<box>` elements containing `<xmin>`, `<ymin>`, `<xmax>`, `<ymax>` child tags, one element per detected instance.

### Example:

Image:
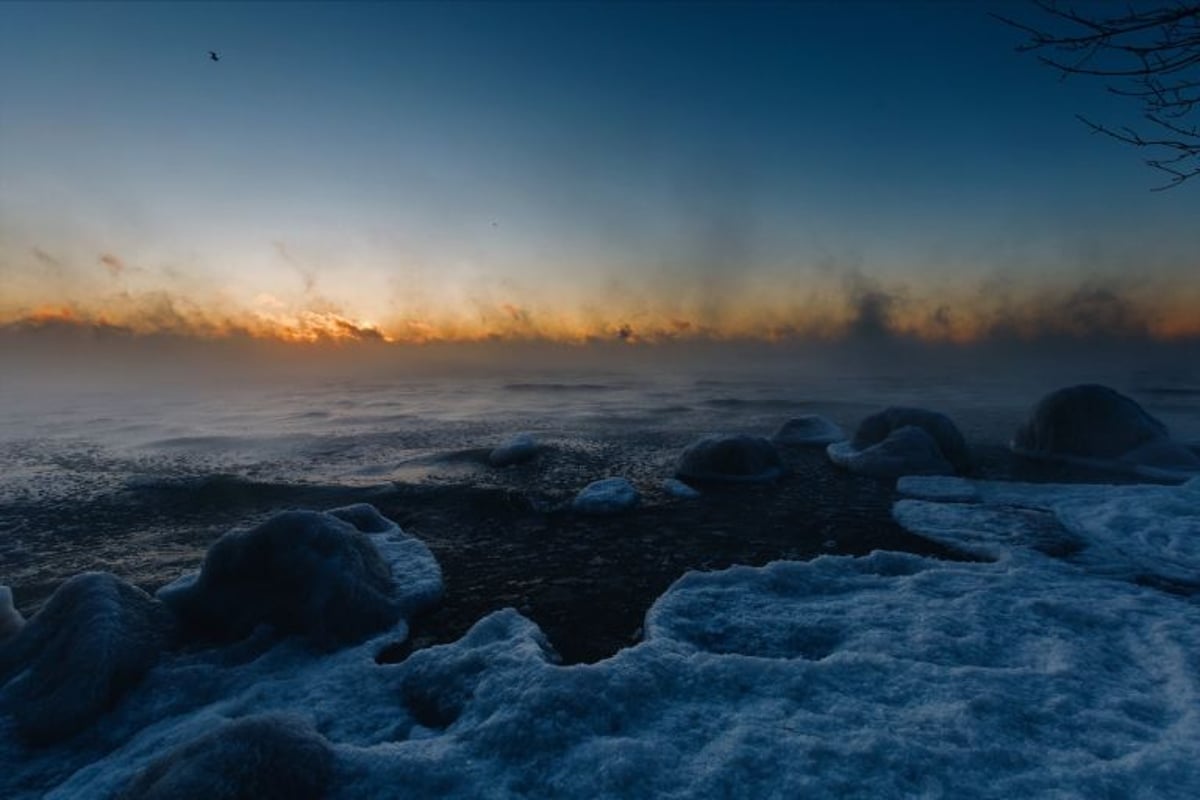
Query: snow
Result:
<box><xmin>771</xmin><ymin>415</ymin><xmax>845</xmax><ymax>447</ymax></box>
<box><xmin>0</xmin><ymin>587</ymin><xmax>23</xmax><ymax>640</ymax></box>
<box><xmin>675</xmin><ymin>434</ymin><xmax>784</xmax><ymax>483</ymax></box>
<box><xmin>488</xmin><ymin>433</ymin><xmax>540</xmax><ymax>467</ymax></box>
<box><xmin>5</xmin><ymin>496</ymin><xmax>1200</xmax><ymax>798</ymax></box>
<box><xmin>571</xmin><ymin>477</ymin><xmax>640</xmax><ymax>515</ymax></box>
<box><xmin>897</xmin><ymin>477</ymin><xmax>1200</xmax><ymax>588</ymax></box>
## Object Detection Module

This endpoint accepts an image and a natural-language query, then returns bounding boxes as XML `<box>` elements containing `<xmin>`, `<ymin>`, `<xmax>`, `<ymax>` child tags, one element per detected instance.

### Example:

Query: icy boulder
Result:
<box><xmin>118</xmin><ymin>714</ymin><xmax>333</xmax><ymax>800</ymax></box>
<box><xmin>662</xmin><ymin>478</ymin><xmax>701</xmax><ymax>499</ymax></box>
<box><xmin>572</xmin><ymin>477</ymin><xmax>640</xmax><ymax>515</ymax></box>
<box><xmin>489</xmin><ymin>433</ymin><xmax>540</xmax><ymax>467</ymax></box>
<box><xmin>0</xmin><ymin>572</ymin><xmax>172</xmax><ymax>744</ymax></box>
<box><xmin>771</xmin><ymin>415</ymin><xmax>845</xmax><ymax>447</ymax></box>
<box><xmin>0</xmin><ymin>586</ymin><xmax>24</xmax><ymax>639</ymax></box>
<box><xmin>828</xmin><ymin>425</ymin><xmax>956</xmax><ymax>479</ymax></box>
<box><xmin>675</xmin><ymin>434</ymin><xmax>784</xmax><ymax>483</ymax></box>
<box><xmin>158</xmin><ymin>505</ymin><xmax>439</xmax><ymax>646</ymax></box>
<box><xmin>827</xmin><ymin>406</ymin><xmax>968</xmax><ymax>479</ymax></box>
<box><xmin>1012</xmin><ymin>384</ymin><xmax>1200</xmax><ymax>478</ymax></box>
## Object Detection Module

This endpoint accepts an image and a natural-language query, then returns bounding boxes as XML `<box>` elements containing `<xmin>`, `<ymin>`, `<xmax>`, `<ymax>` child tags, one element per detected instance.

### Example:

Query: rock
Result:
<box><xmin>771</xmin><ymin>415</ymin><xmax>845</xmax><ymax>447</ymax></box>
<box><xmin>489</xmin><ymin>433</ymin><xmax>540</xmax><ymax>467</ymax></box>
<box><xmin>158</xmin><ymin>509</ymin><xmax>400</xmax><ymax>646</ymax></box>
<box><xmin>1013</xmin><ymin>385</ymin><xmax>1200</xmax><ymax>476</ymax></box>
<box><xmin>0</xmin><ymin>586</ymin><xmax>24</xmax><ymax>639</ymax></box>
<box><xmin>675</xmin><ymin>434</ymin><xmax>785</xmax><ymax>483</ymax></box>
<box><xmin>119</xmin><ymin>713</ymin><xmax>333</xmax><ymax>800</ymax></box>
<box><xmin>851</xmin><ymin>407</ymin><xmax>970</xmax><ymax>472</ymax></box>
<box><xmin>662</xmin><ymin>478</ymin><xmax>702</xmax><ymax>499</ymax></box>
<box><xmin>0</xmin><ymin>572</ymin><xmax>172</xmax><ymax>744</ymax></box>
<box><xmin>827</xmin><ymin>426</ymin><xmax>956</xmax><ymax>479</ymax></box>
<box><xmin>572</xmin><ymin>478</ymin><xmax>640</xmax><ymax>515</ymax></box>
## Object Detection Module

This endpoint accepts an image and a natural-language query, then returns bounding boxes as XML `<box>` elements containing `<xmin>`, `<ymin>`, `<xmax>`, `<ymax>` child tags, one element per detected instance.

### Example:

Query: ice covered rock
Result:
<box><xmin>572</xmin><ymin>477</ymin><xmax>640</xmax><ymax>515</ymax></box>
<box><xmin>0</xmin><ymin>586</ymin><xmax>24</xmax><ymax>639</ymax></box>
<box><xmin>489</xmin><ymin>433</ymin><xmax>540</xmax><ymax>467</ymax></box>
<box><xmin>158</xmin><ymin>506</ymin><xmax>436</xmax><ymax>646</ymax></box>
<box><xmin>827</xmin><ymin>425</ymin><xmax>956</xmax><ymax>479</ymax></box>
<box><xmin>675</xmin><ymin>434</ymin><xmax>784</xmax><ymax>483</ymax></box>
<box><xmin>771</xmin><ymin>414</ymin><xmax>845</xmax><ymax>446</ymax></box>
<box><xmin>856</xmin><ymin>407</ymin><xmax>968</xmax><ymax>469</ymax></box>
<box><xmin>662</xmin><ymin>478</ymin><xmax>701</xmax><ymax>499</ymax></box>
<box><xmin>0</xmin><ymin>572</ymin><xmax>172</xmax><ymax>744</ymax></box>
<box><xmin>1012</xmin><ymin>384</ymin><xmax>1200</xmax><ymax>478</ymax></box>
<box><xmin>118</xmin><ymin>713</ymin><xmax>332</xmax><ymax>800</ymax></box>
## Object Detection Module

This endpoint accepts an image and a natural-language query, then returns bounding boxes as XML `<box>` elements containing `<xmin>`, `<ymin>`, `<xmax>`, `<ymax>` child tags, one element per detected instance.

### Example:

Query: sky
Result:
<box><xmin>1</xmin><ymin>1</ymin><xmax>1198</xmax><ymax>350</ymax></box>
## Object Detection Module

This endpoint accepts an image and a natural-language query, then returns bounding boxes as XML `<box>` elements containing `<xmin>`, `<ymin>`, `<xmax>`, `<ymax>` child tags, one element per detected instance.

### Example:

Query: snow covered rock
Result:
<box><xmin>158</xmin><ymin>505</ymin><xmax>439</xmax><ymax>646</ymax></box>
<box><xmin>0</xmin><ymin>587</ymin><xmax>24</xmax><ymax>640</ymax></box>
<box><xmin>0</xmin><ymin>573</ymin><xmax>172</xmax><ymax>744</ymax></box>
<box><xmin>118</xmin><ymin>713</ymin><xmax>333</xmax><ymax>800</ymax></box>
<box><xmin>675</xmin><ymin>434</ymin><xmax>784</xmax><ymax>483</ymax></box>
<box><xmin>1012</xmin><ymin>384</ymin><xmax>1200</xmax><ymax>478</ymax></box>
<box><xmin>662</xmin><ymin>478</ymin><xmax>701</xmax><ymax>499</ymax></box>
<box><xmin>771</xmin><ymin>415</ymin><xmax>845</xmax><ymax>446</ymax></box>
<box><xmin>827</xmin><ymin>425</ymin><xmax>956</xmax><ymax>479</ymax></box>
<box><xmin>572</xmin><ymin>477</ymin><xmax>640</xmax><ymax>515</ymax></box>
<box><xmin>488</xmin><ymin>433</ymin><xmax>540</xmax><ymax>467</ymax></box>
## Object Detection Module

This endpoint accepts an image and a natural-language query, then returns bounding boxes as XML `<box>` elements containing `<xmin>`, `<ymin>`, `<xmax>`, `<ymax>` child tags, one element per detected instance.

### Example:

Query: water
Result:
<box><xmin>2</xmin><ymin>355</ymin><xmax>1199</xmax><ymax>652</ymax></box>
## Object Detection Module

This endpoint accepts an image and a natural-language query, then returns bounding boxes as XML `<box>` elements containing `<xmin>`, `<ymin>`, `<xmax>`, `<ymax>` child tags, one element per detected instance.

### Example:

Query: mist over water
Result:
<box><xmin>2</xmin><ymin>340</ymin><xmax>1198</xmax><ymax>617</ymax></box>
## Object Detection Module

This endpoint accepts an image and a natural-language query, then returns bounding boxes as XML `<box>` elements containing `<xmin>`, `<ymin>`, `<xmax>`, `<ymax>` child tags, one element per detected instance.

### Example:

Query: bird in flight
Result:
<box><xmin>208</xmin><ymin>51</ymin><xmax>220</xmax><ymax>62</ymax></box>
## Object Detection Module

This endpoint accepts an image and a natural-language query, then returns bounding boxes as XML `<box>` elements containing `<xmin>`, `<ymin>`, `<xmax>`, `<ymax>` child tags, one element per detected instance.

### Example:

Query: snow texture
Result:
<box><xmin>897</xmin><ymin>476</ymin><xmax>1200</xmax><ymax>588</ymax></box>
<box><xmin>488</xmin><ymin>433</ymin><xmax>540</xmax><ymax>467</ymax></box>
<box><xmin>827</xmin><ymin>425</ymin><xmax>956</xmax><ymax>479</ymax></box>
<box><xmin>675</xmin><ymin>433</ymin><xmax>784</xmax><ymax>483</ymax></box>
<box><xmin>571</xmin><ymin>477</ymin><xmax>640</xmax><ymax>515</ymax></box>
<box><xmin>0</xmin><ymin>573</ymin><xmax>172</xmax><ymax>745</ymax></box>
<box><xmin>1012</xmin><ymin>384</ymin><xmax>1200</xmax><ymax>480</ymax></box>
<box><xmin>0</xmin><ymin>587</ymin><xmax>23</xmax><ymax>640</ymax></box>
<box><xmin>158</xmin><ymin>505</ymin><xmax>440</xmax><ymax>647</ymax></box>
<box><xmin>771</xmin><ymin>415</ymin><xmax>845</xmax><ymax>447</ymax></box>
<box><xmin>5</xmin><ymin>496</ymin><xmax>1200</xmax><ymax>798</ymax></box>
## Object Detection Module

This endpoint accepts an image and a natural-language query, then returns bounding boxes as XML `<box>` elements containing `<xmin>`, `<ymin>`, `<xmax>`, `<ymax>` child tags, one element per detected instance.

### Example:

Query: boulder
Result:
<box><xmin>827</xmin><ymin>425</ymin><xmax>956</xmax><ymax>479</ymax></box>
<box><xmin>0</xmin><ymin>572</ymin><xmax>172</xmax><ymax>744</ymax></box>
<box><xmin>675</xmin><ymin>434</ymin><xmax>785</xmax><ymax>483</ymax></box>
<box><xmin>119</xmin><ymin>714</ymin><xmax>333</xmax><ymax>800</ymax></box>
<box><xmin>851</xmin><ymin>407</ymin><xmax>970</xmax><ymax>472</ymax></box>
<box><xmin>771</xmin><ymin>415</ymin><xmax>845</xmax><ymax>447</ymax></box>
<box><xmin>1012</xmin><ymin>385</ymin><xmax>1200</xmax><ymax>476</ymax></box>
<box><xmin>662</xmin><ymin>478</ymin><xmax>702</xmax><ymax>499</ymax></box>
<box><xmin>572</xmin><ymin>478</ymin><xmax>640</xmax><ymax>515</ymax></box>
<box><xmin>158</xmin><ymin>509</ymin><xmax>399</xmax><ymax>646</ymax></box>
<box><xmin>489</xmin><ymin>433</ymin><xmax>540</xmax><ymax>467</ymax></box>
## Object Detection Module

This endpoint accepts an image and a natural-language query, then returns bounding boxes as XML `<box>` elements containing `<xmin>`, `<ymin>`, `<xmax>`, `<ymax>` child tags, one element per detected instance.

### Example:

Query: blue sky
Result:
<box><xmin>1</xmin><ymin>1</ymin><xmax>1197</xmax><ymax>343</ymax></box>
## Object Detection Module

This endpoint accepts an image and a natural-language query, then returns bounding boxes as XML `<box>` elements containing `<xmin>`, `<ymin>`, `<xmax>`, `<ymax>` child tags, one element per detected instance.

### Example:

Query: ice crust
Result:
<box><xmin>771</xmin><ymin>415</ymin><xmax>845</xmax><ymax>447</ymax></box>
<box><xmin>488</xmin><ymin>433</ymin><xmax>540</xmax><ymax>467</ymax></box>
<box><xmin>571</xmin><ymin>477</ymin><xmax>640</xmax><ymax>515</ymax></box>
<box><xmin>675</xmin><ymin>434</ymin><xmax>784</xmax><ymax>483</ymax></box>
<box><xmin>0</xmin><ymin>587</ymin><xmax>24</xmax><ymax>640</ymax></box>
<box><xmin>897</xmin><ymin>477</ymin><xmax>1200</xmax><ymax>587</ymax></box>
<box><xmin>6</xmin><ymin>490</ymin><xmax>1200</xmax><ymax>798</ymax></box>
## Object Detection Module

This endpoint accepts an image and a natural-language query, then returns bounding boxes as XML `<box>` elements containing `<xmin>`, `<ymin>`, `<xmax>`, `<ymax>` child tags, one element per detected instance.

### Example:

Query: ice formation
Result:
<box><xmin>571</xmin><ymin>477</ymin><xmax>640</xmax><ymax>515</ymax></box>
<box><xmin>0</xmin><ymin>573</ymin><xmax>173</xmax><ymax>745</ymax></box>
<box><xmin>1012</xmin><ymin>384</ymin><xmax>1200</xmax><ymax>479</ymax></box>
<box><xmin>675</xmin><ymin>434</ymin><xmax>784</xmax><ymax>483</ymax></box>
<box><xmin>771</xmin><ymin>415</ymin><xmax>845</xmax><ymax>447</ymax></box>
<box><xmin>897</xmin><ymin>475</ymin><xmax>1200</xmax><ymax>588</ymax></box>
<box><xmin>488</xmin><ymin>433</ymin><xmax>540</xmax><ymax>467</ymax></box>
<box><xmin>661</xmin><ymin>478</ymin><xmax>701</xmax><ymax>499</ymax></box>
<box><xmin>4</xmin><ymin>494</ymin><xmax>1199</xmax><ymax>798</ymax></box>
<box><xmin>827</xmin><ymin>407</ymin><xmax>968</xmax><ymax>479</ymax></box>
<box><xmin>157</xmin><ymin>505</ymin><xmax>439</xmax><ymax>646</ymax></box>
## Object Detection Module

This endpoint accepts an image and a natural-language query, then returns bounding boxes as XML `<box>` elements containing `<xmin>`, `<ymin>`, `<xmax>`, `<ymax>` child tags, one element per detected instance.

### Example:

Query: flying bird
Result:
<box><xmin>208</xmin><ymin>51</ymin><xmax>220</xmax><ymax>62</ymax></box>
